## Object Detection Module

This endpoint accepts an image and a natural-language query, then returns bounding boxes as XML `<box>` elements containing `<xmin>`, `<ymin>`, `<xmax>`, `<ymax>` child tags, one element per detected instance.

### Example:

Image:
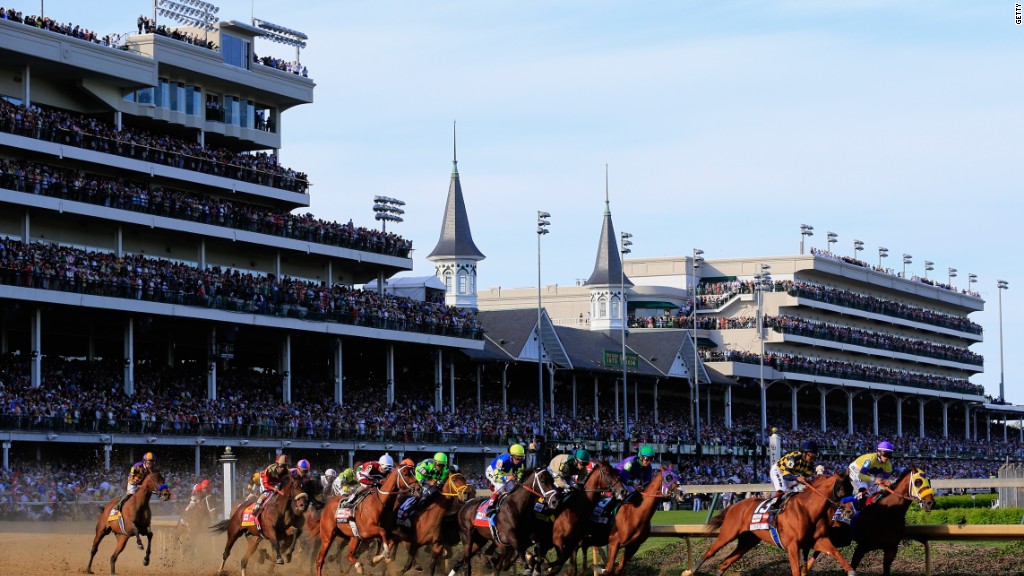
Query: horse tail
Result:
<box><xmin>705</xmin><ymin>511</ymin><xmax>726</xmax><ymax>533</ymax></box>
<box><xmin>209</xmin><ymin>519</ymin><xmax>230</xmax><ymax>533</ymax></box>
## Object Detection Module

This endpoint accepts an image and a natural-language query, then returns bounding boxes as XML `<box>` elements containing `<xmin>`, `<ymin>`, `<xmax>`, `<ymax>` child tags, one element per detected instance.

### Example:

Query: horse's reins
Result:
<box><xmin>521</xmin><ymin>470</ymin><xmax>558</xmax><ymax>503</ymax></box>
<box><xmin>583</xmin><ymin>467</ymin><xmax>624</xmax><ymax>496</ymax></box>
<box><xmin>441</xmin><ymin>473</ymin><xmax>470</xmax><ymax>499</ymax></box>
<box><xmin>376</xmin><ymin>465</ymin><xmax>418</xmax><ymax>496</ymax></box>
<box><xmin>796</xmin><ymin>477</ymin><xmax>844</xmax><ymax>507</ymax></box>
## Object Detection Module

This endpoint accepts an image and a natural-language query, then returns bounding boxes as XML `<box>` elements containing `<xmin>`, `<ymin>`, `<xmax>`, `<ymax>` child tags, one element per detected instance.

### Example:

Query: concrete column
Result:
<box><xmin>501</xmin><ymin>363</ymin><xmax>508</xmax><ymax>414</ymax></box>
<box><xmin>549</xmin><ymin>364</ymin><xmax>556</xmax><ymax>420</ymax></box>
<box><xmin>21</xmin><ymin>209</ymin><xmax>30</xmax><ymax>243</ymax></box>
<box><xmin>207</xmin><ymin>326</ymin><xmax>217</xmax><ymax>400</ymax></box>
<box><xmin>274</xmin><ymin>251</ymin><xmax>281</xmax><ymax>280</ymax></box>
<box><xmin>30</xmin><ymin>307</ymin><xmax>41</xmax><ymax>388</ymax></box>
<box><xmin>22</xmin><ymin>64</ymin><xmax>31</xmax><ymax>104</ymax></box>
<box><xmin>819</xmin><ymin>387</ymin><xmax>827</xmax><ymax>433</ymax></box>
<box><xmin>2</xmin><ymin>441</ymin><xmax>10</xmax><ymax>470</ymax></box>
<box><xmin>114</xmin><ymin>110</ymin><xmax>122</xmax><ymax>131</ymax></box>
<box><xmin>347</xmin><ymin>450</ymin><xmax>355</xmax><ymax>469</ymax></box>
<box><xmin>476</xmin><ymin>365</ymin><xmax>482</xmax><ymax>414</ymax></box>
<box><xmin>115</xmin><ymin>225</ymin><xmax>123</xmax><ymax>257</ymax></box>
<box><xmin>104</xmin><ymin>444</ymin><xmax>112</xmax><ymax>471</ymax></box>
<box><xmin>434</xmin><ymin>350</ymin><xmax>443</xmax><ymax>412</ymax></box>
<box><xmin>872</xmin><ymin>395</ymin><xmax>880</xmax><ymax>435</ymax></box>
<box><xmin>964</xmin><ymin>404</ymin><xmax>971</xmax><ymax>440</ymax></box>
<box><xmin>194</xmin><ymin>445</ymin><xmax>201</xmax><ymax>477</ymax></box>
<box><xmin>986</xmin><ymin>414</ymin><xmax>990</xmax><ymax>442</ymax></box>
<box><xmin>572</xmin><ymin>374</ymin><xmax>577</xmax><ymax>418</ymax></box>
<box><xmin>123</xmin><ymin>317</ymin><xmax>134</xmax><ymax>395</ymax></box>
<box><xmin>918</xmin><ymin>398</ymin><xmax>926</xmax><ymax>438</ymax></box>
<box><xmin>725</xmin><ymin>385</ymin><xmax>733</xmax><ymax>428</ymax></box>
<box><xmin>219</xmin><ymin>447</ymin><xmax>237</xmax><ymax>520</ymax></box>
<box><xmin>593</xmin><ymin>376</ymin><xmax>599</xmax><ymax>420</ymax></box>
<box><xmin>333</xmin><ymin>338</ymin><xmax>343</xmax><ymax>406</ymax></box>
<box><xmin>791</xmin><ymin>385</ymin><xmax>799</xmax><ymax>431</ymax></box>
<box><xmin>449</xmin><ymin>362</ymin><xmax>455</xmax><ymax>415</ymax></box>
<box><xmin>846</xmin><ymin>390</ymin><xmax>855</xmax><ymax>435</ymax></box>
<box><xmin>386</xmin><ymin>344</ymin><xmax>395</xmax><ymax>406</ymax></box>
<box><xmin>325</xmin><ymin>260</ymin><xmax>333</xmax><ymax>286</ymax></box>
<box><xmin>614</xmin><ymin>380</ymin><xmax>619</xmax><ymax>421</ymax></box>
<box><xmin>281</xmin><ymin>334</ymin><xmax>291</xmax><ymax>404</ymax></box>
<box><xmin>896</xmin><ymin>397</ymin><xmax>903</xmax><ymax>437</ymax></box>
<box><xmin>199</xmin><ymin>238</ymin><xmax>206</xmax><ymax>270</ymax></box>
<box><xmin>942</xmin><ymin>402</ymin><xmax>949</xmax><ymax>438</ymax></box>
<box><xmin>653</xmin><ymin>378</ymin><xmax>659</xmax><ymax>425</ymax></box>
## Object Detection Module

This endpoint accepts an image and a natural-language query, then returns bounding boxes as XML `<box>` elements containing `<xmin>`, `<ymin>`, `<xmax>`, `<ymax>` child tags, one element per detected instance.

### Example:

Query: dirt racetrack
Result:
<box><xmin>2</xmin><ymin>520</ymin><xmax>1023</xmax><ymax>576</ymax></box>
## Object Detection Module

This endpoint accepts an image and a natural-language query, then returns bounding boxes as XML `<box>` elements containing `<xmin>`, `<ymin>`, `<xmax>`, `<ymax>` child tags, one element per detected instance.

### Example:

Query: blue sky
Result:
<box><xmin>29</xmin><ymin>1</ymin><xmax>1023</xmax><ymax>404</ymax></box>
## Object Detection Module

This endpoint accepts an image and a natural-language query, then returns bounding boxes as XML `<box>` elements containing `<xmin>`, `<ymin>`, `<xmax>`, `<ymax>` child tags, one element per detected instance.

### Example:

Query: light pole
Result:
<box><xmin>536</xmin><ymin>211</ymin><xmax>550</xmax><ymax>436</ymax></box>
<box><xmin>948</xmin><ymin>267</ymin><xmax>957</xmax><ymax>288</ymax></box>
<box><xmin>692</xmin><ymin>249</ymin><xmax>704</xmax><ymax>443</ymax></box>
<box><xmin>854</xmin><ymin>239</ymin><xmax>864</xmax><ymax>259</ymax></box>
<box><xmin>878</xmin><ymin>247</ymin><xmax>889</xmax><ymax>269</ymax></box>
<box><xmin>800</xmin><ymin>224</ymin><xmax>814</xmax><ymax>254</ymax></box>
<box><xmin>373</xmin><ymin>195</ymin><xmax>405</xmax><ymax>233</ymax></box>
<box><xmin>968</xmin><ymin>273</ymin><xmax>978</xmax><ymax>294</ymax></box>
<box><xmin>924</xmin><ymin>260</ymin><xmax>934</xmax><ymax>279</ymax></box>
<box><xmin>998</xmin><ymin>280</ymin><xmax>1009</xmax><ymax>403</ymax></box>
<box><xmin>755</xmin><ymin>264</ymin><xmax>772</xmax><ymax>434</ymax></box>
<box><xmin>902</xmin><ymin>254</ymin><xmax>912</xmax><ymax>278</ymax></box>
<box><xmin>827</xmin><ymin>231</ymin><xmax>838</xmax><ymax>254</ymax></box>
<box><xmin>621</xmin><ymin>231</ymin><xmax>632</xmax><ymax>443</ymax></box>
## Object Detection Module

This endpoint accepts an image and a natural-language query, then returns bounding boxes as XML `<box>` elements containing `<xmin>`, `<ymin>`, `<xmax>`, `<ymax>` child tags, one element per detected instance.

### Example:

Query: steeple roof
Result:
<box><xmin>427</xmin><ymin>124</ymin><xmax>485</xmax><ymax>262</ymax></box>
<box><xmin>585</xmin><ymin>176</ymin><xmax>632</xmax><ymax>287</ymax></box>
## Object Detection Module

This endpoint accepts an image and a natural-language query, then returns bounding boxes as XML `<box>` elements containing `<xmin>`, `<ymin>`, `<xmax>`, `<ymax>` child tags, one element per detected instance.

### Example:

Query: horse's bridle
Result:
<box><xmin>521</xmin><ymin>470</ymin><xmax>560</xmax><ymax>507</ymax></box>
<box><xmin>376</xmin><ymin>466</ymin><xmax>420</xmax><ymax>497</ymax></box>
<box><xmin>796</xmin><ymin>475</ymin><xmax>847</xmax><ymax>508</ymax></box>
<box><xmin>441</xmin><ymin>473</ymin><xmax>472</xmax><ymax>501</ymax></box>
<box><xmin>584</xmin><ymin>465</ymin><xmax>625</xmax><ymax>498</ymax></box>
<box><xmin>880</xmin><ymin>469</ymin><xmax>934</xmax><ymax>505</ymax></box>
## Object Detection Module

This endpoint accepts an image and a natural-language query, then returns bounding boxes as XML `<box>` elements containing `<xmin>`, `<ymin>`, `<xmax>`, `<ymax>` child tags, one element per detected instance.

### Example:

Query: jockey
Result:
<box><xmin>616</xmin><ymin>445</ymin><xmax>656</xmax><ymax>493</ymax></box>
<box><xmin>848</xmin><ymin>441</ymin><xmax>895</xmax><ymax>503</ymax></box>
<box><xmin>485</xmin><ymin>444</ymin><xmax>527</xmax><ymax>493</ymax></box>
<box><xmin>549</xmin><ymin>449</ymin><xmax>591</xmax><ymax>490</ymax></box>
<box><xmin>770</xmin><ymin>440</ymin><xmax>819</xmax><ymax>495</ymax></box>
<box><xmin>252</xmin><ymin>454</ymin><xmax>291</xmax><ymax>516</ymax></box>
<box><xmin>290</xmin><ymin>458</ymin><xmax>312</xmax><ymax>480</ymax></box>
<box><xmin>245</xmin><ymin>471</ymin><xmax>263</xmax><ymax>499</ymax></box>
<box><xmin>116</xmin><ymin>451</ymin><xmax>155</xmax><ymax>512</ymax></box>
<box><xmin>330</xmin><ymin>468</ymin><xmax>358</xmax><ymax>498</ymax></box>
<box><xmin>412</xmin><ymin>453</ymin><xmax>450</xmax><ymax>510</ymax></box>
<box><xmin>321</xmin><ymin>468</ymin><xmax>338</xmax><ymax>494</ymax></box>
<box><xmin>344</xmin><ymin>454</ymin><xmax>394</xmax><ymax>506</ymax></box>
<box><xmin>183</xmin><ymin>479</ymin><xmax>213</xmax><ymax>515</ymax></box>
<box><xmin>400</xmin><ymin>457</ymin><xmax>416</xmax><ymax>468</ymax></box>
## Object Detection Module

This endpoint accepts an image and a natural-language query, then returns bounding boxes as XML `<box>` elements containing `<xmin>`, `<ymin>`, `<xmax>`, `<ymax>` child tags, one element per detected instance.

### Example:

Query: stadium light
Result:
<box><xmin>998</xmin><ymin>280</ymin><xmax>1009</xmax><ymax>403</ymax></box>
<box><xmin>827</xmin><ymin>231</ymin><xmax>838</xmax><ymax>253</ymax></box>
<box><xmin>537</xmin><ymin>210</ymin><xmax>551</xmax><ymax>436</ymax></box>
<box><xmin>754</xmin><ymin>264</ymin><xmax>773</xmax><ymax>434</ymax></box>
<box><xmin>154</xmin><ymin>0</ymin><xmax>219</xmax><ymax>33</ymax></box>
<box><xmin>853</xmin><ymin>239</ymin><xmax>864</xmax><ymax>258</ymax></box>
<box><xmin>924</xmin><ymin>260</ymin><xmax>934</xmax><ymax>279</ymax></box>
<box><xmin>968</xmin><ymin>273</ymin><xmax>978</xmax><ymax>293</ymax></box>
<box><xmin>800</xmin><ymin>224</ymin><xmax>814</xmax><ymax>255</ymax></box>
<box><xmin>948</xmin><ymin>267</ymin><xmax>957</xmax><ymax>288</ymax></box>
<box><xmin>692</xmin><ymin>248</ymin><xmax>704</xmax><ymax>442</ymax></box>
<box><xmin>621</xmin><ymin>231</ymin><xmax>633</xmax><ymax>442</ymax></box>
<box><xmin>878</xmin><ymin>246</ymin><xmax>889</xmax><ymax>269</ymax></box>
<box><xmin>902</xmin><ymin>254</ymin><xmax>913</xmax><ymax>278</ymax></box>
<box><xmin>252</xmin><ymin>17</ymin><xmax>308</xmax><ymax>63</ymax></box>
<box><xmin>372</xmin><ymin>195</ymin><xmax>405</xmax><ymax>233</ymax></box>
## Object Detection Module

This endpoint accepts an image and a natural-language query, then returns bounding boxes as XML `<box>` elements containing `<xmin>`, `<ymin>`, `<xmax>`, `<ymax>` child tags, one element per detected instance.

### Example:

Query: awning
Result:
<box><xmin>629</xmin><ymin>301</ymin><xmax>678</xmax><ymax>310</ymax></box>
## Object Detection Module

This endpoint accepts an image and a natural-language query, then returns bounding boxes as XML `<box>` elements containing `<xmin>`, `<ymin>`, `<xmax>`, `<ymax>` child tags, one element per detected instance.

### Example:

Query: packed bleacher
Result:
<box><xmin>0</xmin><ymin>237</ymin><xmax>478</xmax><ymax>338</ymax></box>
<box><xmin>0</xmin><ymin>156</ymin><xmax>412</xmax><ymax>257</ymax></box>
<box><xmin>0</xmin><ymin>98</ymin><xmax>309</xmax><ymax>193</ymax></box>
<box><xmin>811</xmin><ymin>247</ymin><xmax>981</xmax><ymax>298</ymax></box>
<box><xmin>256</xmin><ymin>54</ymin><xmax>308</xmax><ymax>77</ymax></box>
<box><xmin>136</xmin><ymin>15</ymin><xmax>216</xmax><ymax>50</ymax></box>
<box><xmin>0</xmin><ymin>7</ymin><xmax>119</xmax><ymax>47</ymax></box>
<box><xmin>703</xmin><ymin>349</ymin><xmax>984</xmax><ymax>395</ymax></box>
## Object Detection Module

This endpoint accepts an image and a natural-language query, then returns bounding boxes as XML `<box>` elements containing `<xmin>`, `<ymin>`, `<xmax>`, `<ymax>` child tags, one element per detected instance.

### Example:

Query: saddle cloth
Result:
<box><xmin>396</xmin><ymin>497</ymin><xmax>417</xmax><ymax>527</ymax></box>
<box><xmin>749</xmin><ymin>498</ymin><xmax>777</xmax><ymax>531</ymax></box>
<box><xmin>107</xmin><ymin>509</ymin><xmax>122</xmax><ymax>522</ymax></box>
<box><xmin>241</xmin><ymin>503</ymin><xmax>257</xmax><ymax>527</ymax></box>
<box><xmin>472</xmin><ymin>500</ymin><xmax>491</xmax><ymax>527</ymax></box>
<box><xmin>336</xmin><ymin>506</ymin><xmax>354</xmax><ymax>522</ymax></box>
<box><xmin>590</xmin><ymin>496</ymin><xmax>619</xmax><ymax>525</ymax></box>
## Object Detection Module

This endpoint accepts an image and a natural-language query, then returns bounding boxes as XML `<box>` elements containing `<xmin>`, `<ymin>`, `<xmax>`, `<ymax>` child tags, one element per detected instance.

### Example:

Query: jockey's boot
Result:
<box><xmin>114</xmin><ymin>492</ymin><xmax>131</xmax><ymax>512</ymax></box>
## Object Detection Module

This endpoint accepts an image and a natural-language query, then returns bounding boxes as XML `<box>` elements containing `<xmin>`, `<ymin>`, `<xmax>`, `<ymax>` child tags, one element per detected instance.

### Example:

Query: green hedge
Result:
<box><xmin>933</xmin><ymin>493</ymin><xmax>998</xmax><ymax>509</ymax></box>
<box><xmin>906</xmin><ymin>507</ymin><xmax>1024</xmax><ymax>525</ymax></box>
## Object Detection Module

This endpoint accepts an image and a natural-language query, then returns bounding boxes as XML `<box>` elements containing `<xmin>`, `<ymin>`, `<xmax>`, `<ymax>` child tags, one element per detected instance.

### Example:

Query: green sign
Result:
<box><xmin>603</xmin><ymin>350</ymin><xmax>639</xmax><ymax>369</ymax></box>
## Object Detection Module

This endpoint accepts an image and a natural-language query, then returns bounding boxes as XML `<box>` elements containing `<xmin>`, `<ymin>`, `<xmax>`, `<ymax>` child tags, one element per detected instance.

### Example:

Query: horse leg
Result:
<box><xmin>785</xmin><ymin>540</ymin><xmax>804</xmax><ymax>576</ymax></box>
<box><xmin>881</xmin><ymin>545</ymin><xmax>898</xmax><ymax>576</ymax></box>
<box><xmin>808</xmin><ymin>538</ymin><xmax>856</xmax><ymax>576</ymax></box>
<box><xmin>849</xmin><ymin>545</ymin><xmax>867</xmax><ymax>570</ymax></box>
<box><xmin>399</xmin><ymin>543</ymin><xmax>420</xmax><ymax>575</ymax></box>
<box><xmin>240</xmin><ymin>534</ymin><xmax>262</xmax><ymax>576</ymax></box>
<box><xmin>613</xmin><ymin>541</ymin><xmax>642</xmax><ymax>576</ymax></box>
<box><xmin>143</xmin><ymin>529</ymin><xmax>153</xmax><ymax>567</ymax></box>
<box><xmin>86</xmin><ymin>524</ymin><xmax>111</xmax><ymax>574</ymax></box>
<box><xmin>315</xmin><ymin>527</ymin><xmax>338</xmax><ymax>576</ymax></box>
<box><xmin>109</xmin><ymin>534</ymin><xmax>130</xmax><ymax>575</ymax></box>
<box><xmin>714</xmin><ymin>532</ymin><xmax>760</xmax><ymax>575</ymax></box>
<box><xmin>219</xmin><ymin>527</ymin><xmax>241</xmax><ymax>574</ymax></box>
<box><xmin>346</xmin><ymin>535</ymin><xmax>364</xmax><ymax>574</ymax></box>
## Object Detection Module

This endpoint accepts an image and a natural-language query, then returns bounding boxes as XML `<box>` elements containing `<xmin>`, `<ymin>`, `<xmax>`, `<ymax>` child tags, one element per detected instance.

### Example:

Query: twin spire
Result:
<box><xmin>427</xmin><ymin>122</ymin><xmax>484</xmax><ymax>261</ymax></box>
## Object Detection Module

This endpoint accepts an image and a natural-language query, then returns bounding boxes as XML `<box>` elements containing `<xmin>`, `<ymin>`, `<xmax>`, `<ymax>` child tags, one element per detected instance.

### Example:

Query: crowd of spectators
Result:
<box><xmin>0</xmin><ymin>237</ymin><xmax>477</xmax><ymax>338</ymax></box>
<box><xmin>0</xmin><ymin>156</ymin><xmax>412</xmax><ymax>258</ymax></box>
<box><xmin>137</xmin><ymin>15</ymin><xmax>216</xmax><ymax>50</ymax></box>
<box><xmin>1</xmin><ymin>8</ymin><xmax>118</xmax><ymax>47</ymax></box>
<box><xmin>811</xmin><ymin>248</ymin><xmax>981</xmax><ymax>298</ymax></box>
<box><xmin>703</xmin><ymin>349</ymin><xmax>984</xmax><ymax>395</ymax></box>
<box><xmin>0</xmin><ymin>98</ymin><xmax>309</xmax><ymax>193</ymax></box>
<box><xmin>255</xmin><ymin>54</ymin><xmax>308</xmax><ymax>77</ymax></box>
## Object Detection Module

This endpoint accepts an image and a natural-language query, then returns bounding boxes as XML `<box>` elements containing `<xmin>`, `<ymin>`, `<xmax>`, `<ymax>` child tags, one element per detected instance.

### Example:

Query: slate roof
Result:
<box><xmin>585</xmin><ymin>201</ymin><xmax>632</xmax><ymax>287</ymax></box>
<box><xmin>426</xmin><ymin>156</ymin><xmax>485</xmax><ymax>261</ymax></box>
<box><xmin>553</xmin><ymin>325</ymin><xmax>663</xmax><ymax>378</ymax></box>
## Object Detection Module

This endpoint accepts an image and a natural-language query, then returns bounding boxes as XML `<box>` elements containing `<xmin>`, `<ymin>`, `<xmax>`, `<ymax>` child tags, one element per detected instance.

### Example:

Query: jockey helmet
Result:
<box><xmin>771</xmin><ymin>427</ymin><xmax>778</xmax><ymax>434</ymax></box>
<box><xmin>276</xmin><ymin>454</ymin><xmax>290</xmax><ymax>466</ymax></box>
<box><xmin>509</xmin><ymin>444</ymin><xmax>526</xmax><ymax>457</ymax></box>
<box><xmin>877</xmin><ymin>441</ymin><xmax>894</xmax><ymax>454</ymax></box>
<box><xmin>433</xmin><ymin>452</ymin><xmax>449</xmax><ymax>464</ymax></box>
<box><xmin>339</xmin><ymin>468</ymin><xmax>356</xmax><ymax>483</ymax></box>
<box><xmin>638</xmin><ymin>445</ymin><xmax>656</xmax><ymax>458</ymax></box>
<box><xmin>378</xmin><ymin>454</ymin><xmax>395</xmax><ymax>471</ymax></box>
<box><xmin>201</xmin><ymin>479</ymin><xmax>210</xmax><ymax>489</ymax></box>
<box><xmin>143</xmin><ymin>452</ymin><xmax>155</xmax><ymax>462</ymax></box>
<box><xmin>401</xmin><ymin>458</ymin><xmax>415</xmax><ymax>467</ymax></box>
<box><xmin>801</xmin><ymin>440</ymin><xmax>819</xmax><ymax>453</ymax></box>
<box><xmin>324</xmin><ymin>468</ymin><xmax>338</xmax><ymax>479</ymax></box>
<box><xmin>574</xmin><ymin>449</ymin><xmax>591</xmax><ymax>462</ymax></box>
<box><xmin>297</xmin><ymin>459</ymin><xmax>311</xmax><ymax>471</ymax></box>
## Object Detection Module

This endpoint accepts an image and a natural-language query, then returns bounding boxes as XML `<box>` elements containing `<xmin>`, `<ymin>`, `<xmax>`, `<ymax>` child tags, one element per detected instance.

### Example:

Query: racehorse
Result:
<box><xmin>681</xmin><ymin>471</ymin><xmax>858</xmax><ymax>576</ymax></box>
<box><xmin>446</xmin><ymin>467</ymin><xmax>561</xmax><ymax>576</ymax></box>
<box><xmin>213</xmin><ymin>471</ymin><xmax>307</xmax><ymax>576</ymax></box>
<box><xmin>313</xmin><ymin>463</ymin><xmax>422</xmax><ymax>576</ymax></box>
<box><xmin>577</xmin><ymin>469</ymin><xmax>682</xmax><ymax>576</ymax></box>
<box><xmin>532</xmin><ymin>460</ymin><xmax>627</xmax><ymax>576</ymax></box>
<box><xmin>806</xmin><ymin>466</ymin><xmax>935</xmax><ymax>576</ymax></box>
<box><xmin>279</xmin><ymin>474</ymin><xmax>323</xmax><ymax>565</ymax></box>
<box><xmin>86</xmin><ymin>469</ymin><xmax>171</xmax><ymax>574</ymax></box>
<box><xmin>175</xmin><ymin>492</ymin><xmax>216</xmax><ymax>558</ymax></box>
<box><xmin>392</xmin><ymin>471</ymin><xmax>477</xmax><ymax>576</ymax></box>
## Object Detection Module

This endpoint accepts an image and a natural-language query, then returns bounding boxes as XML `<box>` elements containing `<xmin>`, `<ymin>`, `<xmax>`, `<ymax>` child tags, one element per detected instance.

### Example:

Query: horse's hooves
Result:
<box><xmin>276</xmin><ymin>558</ymin><xmax>285</xmax><ymax>565</ymax></box>
<box><xmin>143</xmin><ymin>558</ymin><xmax>150</xmax><ymax>567</ymax></box>
<box><xmin>681</xmin><ymin>571</ymin><xmax>692</xmax><ymax>576</ymax></box>
<box><xmin>137</xmin><ymin>544</ymin><xmax>145</xmax><ymax>550</ymax></box>
<box><xmin>354</xmin><ymin>561</ymin><xmax>364</xmax><ymax>574</ymax></box>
